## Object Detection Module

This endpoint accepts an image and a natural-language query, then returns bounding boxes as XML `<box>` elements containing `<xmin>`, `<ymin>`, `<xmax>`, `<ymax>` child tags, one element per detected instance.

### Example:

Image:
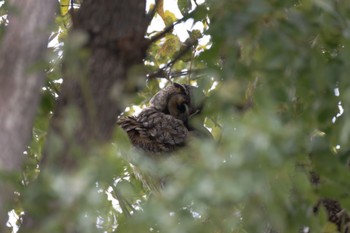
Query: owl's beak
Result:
<box><xmin>184</xmin><ymin>103</ymin><xmax>190</xmax><ymax>116</ymax></box>
<box><xmin>189</xmin><ymin>109</ymin><xmax>200</xmax><ymax>118</ymax></box>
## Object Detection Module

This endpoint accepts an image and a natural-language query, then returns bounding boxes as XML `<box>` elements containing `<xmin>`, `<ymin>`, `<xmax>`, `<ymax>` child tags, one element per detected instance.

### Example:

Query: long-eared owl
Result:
<box><xmin>117</xmin><ymin>82</ymin><xmax>208</xmax><ymax>157</ymax></box>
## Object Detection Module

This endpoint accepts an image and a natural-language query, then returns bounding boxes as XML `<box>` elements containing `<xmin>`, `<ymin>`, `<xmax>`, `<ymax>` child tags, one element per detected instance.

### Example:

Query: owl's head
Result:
<box><xmin>166</xmin><ymin>90</ymin><xmax>190</xmax><ymax>123</ymax></box>
<box><xmin>150</xmin><ymin>83</ymin><xmax>189</xmax><ymax>110</ymax></box>
<box><xmin>149</xmin><ymin>82</ymin><xmax>204</xmax><ymax>123</ymax></box>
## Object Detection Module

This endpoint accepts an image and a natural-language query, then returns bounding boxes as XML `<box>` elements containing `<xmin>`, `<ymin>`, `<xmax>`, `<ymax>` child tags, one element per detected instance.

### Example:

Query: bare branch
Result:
<box><xmin>148</xmin><ymin>6</ymin><xmax>205</xmax><ymax>44</ymax></box>
<box><xmin>148</xmin><ymin>15</ymin><xmax>187</xmax><ymax>44</ymax></box>
<box><xmin>146</xmin><ymin>0</ymin><xmax>161</xmax><ymax>24</ymax></box>
<box><xmin>147</xmin><ymin>39</ymin><xmax>198</xmax><ymax>80</ymax></box>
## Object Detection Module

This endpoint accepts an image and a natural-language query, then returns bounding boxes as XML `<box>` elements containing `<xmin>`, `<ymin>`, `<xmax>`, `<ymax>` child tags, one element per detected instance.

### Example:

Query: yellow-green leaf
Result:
<box><xmin>159</xmin><ymin>34</ymin><xmax>181</xmax><ymax>58</ymax></box>
<box><xmin>163</xmin><ymin>10</ymin><xmax>177</xmax><ymax>27</ymax></box>
<box><xmin>321</xmin><ymin>222</ymin><xmax>338</xmax><ymax>233</ymax></box>
<box><xmin>60</xmin><ymin>0</ymin><xmax>70</xmax><ymax>16</ymax></box>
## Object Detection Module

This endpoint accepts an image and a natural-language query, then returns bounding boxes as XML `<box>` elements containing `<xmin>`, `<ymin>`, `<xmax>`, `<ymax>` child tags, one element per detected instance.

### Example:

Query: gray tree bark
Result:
<box><xmin>0</xmin><ymin>0</ymin><xmax>56</xmax><ymax>230</ymax></box>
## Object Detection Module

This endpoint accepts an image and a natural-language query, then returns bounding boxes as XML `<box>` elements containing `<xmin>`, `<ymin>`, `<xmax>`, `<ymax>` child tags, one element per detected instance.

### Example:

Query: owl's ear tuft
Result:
<box><xmin>173</xmin><ymin>82</ymin><xmax>183</xmax><ymax>88</ymax></box>
<box><xmin>173</xmin><ymin>82</ymin><xmax>186</xmax><ymax>92</ymax></box>
<box><xmin>173</xmin><ymin>83</ymin><xmax>190</xmax><ymax>97</ymax></box>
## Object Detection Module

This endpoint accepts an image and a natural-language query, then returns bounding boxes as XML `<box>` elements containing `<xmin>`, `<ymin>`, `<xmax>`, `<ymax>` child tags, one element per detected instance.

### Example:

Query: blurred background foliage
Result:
<box><xmin>4</xmin><ymin>0</ymin><xmax>350</xmax><ymax>232</ymax></box>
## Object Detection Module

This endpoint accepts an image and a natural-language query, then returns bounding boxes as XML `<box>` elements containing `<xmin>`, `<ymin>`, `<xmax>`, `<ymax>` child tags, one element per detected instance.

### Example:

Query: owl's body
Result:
<box><xmin>311</xmin><ymin>173</ymin><xmax>350</xmax><ymax>232</ymax></box>
<box><xmin>117</xmin><ymin>83</ymin><xmax>206</xmax><ymax>156</ymax></box>
<box><xmin>313</xmin><ymin>199</ymin><xmax>350</xmax><ymax>232</ymax></box>
<box><xmin>117</xmin><ymin>106</ymin><xmax>188</xmax><ymax>155</ymax></box>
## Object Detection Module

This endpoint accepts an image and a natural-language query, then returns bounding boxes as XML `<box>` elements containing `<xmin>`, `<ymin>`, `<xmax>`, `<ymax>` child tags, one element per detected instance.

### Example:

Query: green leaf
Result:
<box><xmin>178</xmin><ymin>0</ymin><xmax>192</xmax><ymax>16</ymax></box>
<box><xmin>189</xmin><ymin>29</ymin><xmax>202</xmax><ymax>40</ymax></box>
<box><xmin>158</xmin><ymin>34</ymin><xmax>181</xmax><ymax>59</ymax></box>
<box><xmin>156</xmin><ymin>1</ymin><xmax>177</xmax><ymax>27</ymax></box>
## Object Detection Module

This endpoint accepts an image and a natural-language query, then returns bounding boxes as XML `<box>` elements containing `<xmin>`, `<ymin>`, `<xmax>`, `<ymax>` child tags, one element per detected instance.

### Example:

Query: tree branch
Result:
<box><xmin>148</xmin><ymin>17</ymin><xmax>184</xmax><ymax>45</ymax></box>
<box><xmin>147</xmin><ymin>39</ymin><xmax>198</xmax><ymax>80</ymax></box>
<box><xmin>146</xmin><ymin>0</ymin><xmax>161</xmax><ymax>24</ymax></box>
<box><xmin>148</xmin><ymin>7</ymin><xmax>203</xmax><ymax>45</ymax></box>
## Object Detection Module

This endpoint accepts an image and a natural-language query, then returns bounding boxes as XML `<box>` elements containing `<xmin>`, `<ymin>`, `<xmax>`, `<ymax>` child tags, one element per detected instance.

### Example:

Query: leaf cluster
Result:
<box><xmin>10</xmin><ymin>0</ymin><xmax>350</xmax><ymax>233</ymax></box>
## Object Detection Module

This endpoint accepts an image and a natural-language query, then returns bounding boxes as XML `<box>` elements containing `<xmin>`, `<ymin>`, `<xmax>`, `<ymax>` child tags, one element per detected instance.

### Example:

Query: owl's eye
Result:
<box><xmin>177</xmin><ymin>103</ymin><xmax>188</xmax><ymax>113</ymax></box>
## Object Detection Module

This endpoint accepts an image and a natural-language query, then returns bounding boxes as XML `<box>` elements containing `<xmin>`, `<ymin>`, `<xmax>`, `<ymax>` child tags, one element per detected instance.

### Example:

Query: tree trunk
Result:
<box><xmin>20</xmin><ymin>1</ymin><xmax>149</xmax><ymax>232</ymax></box>
<box><xmin>41</xmin><ymin>0</ymin><xmax>149</xmax><ymax>170</ymax></box>
<box><xmin>0</xmin><ymin>0</ymin><xmax>56</xmax><ymax>229</ymax></box>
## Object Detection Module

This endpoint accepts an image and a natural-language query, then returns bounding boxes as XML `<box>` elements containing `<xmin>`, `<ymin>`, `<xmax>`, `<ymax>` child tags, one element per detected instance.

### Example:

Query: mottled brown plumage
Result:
<box><xmin>313</xmin><ymin>198</ymin><xmax>350</xmax><ymax>232</ymax></box>
<box><xmin>117</xmin><ymin>83</ymin><xmax>204</xmax><ymax>156</ymax></box>
<box><xmin>117</xmin><ymin>107</ymin><xmax>188</xmax><ymax>154</ymax></box>
<box><xmin>310</xmin><ymin>172</ymin><xmax>350</xmax><ymax>232</ymax></box>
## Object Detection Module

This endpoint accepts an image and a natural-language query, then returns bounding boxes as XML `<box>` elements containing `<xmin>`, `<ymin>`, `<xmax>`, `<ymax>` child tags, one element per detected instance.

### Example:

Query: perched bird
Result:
<box><xmin>117</xmin><ymin>82</ymin><xmax>207</xmax><ymax>157</ymax></box>
<box><xmin>312</xmin><ymin>198</ymin><xmax>349</xmax><ymax>232</ymax></box>
<box><xmin>117</xmin><ymin>82</ymin><xmax>209</xmax><ymax>192</ymax></box>
<box><xmin>310</xmin><ymin>172</ymin><xmax>350</xmax><ymax>232</ymax></box>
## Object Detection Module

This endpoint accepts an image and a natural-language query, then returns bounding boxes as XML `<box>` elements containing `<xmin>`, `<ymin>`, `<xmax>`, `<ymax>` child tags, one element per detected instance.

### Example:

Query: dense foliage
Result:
<box><xmin>2</xmin><ymin>0</ymin><xmax>350</xmax><ymax>232</ymax></box>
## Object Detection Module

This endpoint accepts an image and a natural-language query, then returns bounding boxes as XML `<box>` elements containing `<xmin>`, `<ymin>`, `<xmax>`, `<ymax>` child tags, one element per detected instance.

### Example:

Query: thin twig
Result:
<box><xmin>187</xmin><ymin>50</ymin><xmax>194</xmax><ymax>84</ymax></box>
<box><xmin>148</xmin><ymin>6</ymin><xmax>203</xmax><ymax>44</ymax></box>
<box><xmin>169</xmin><ymin>40</ymin><xmax>198</xmax><ymax>69</ymax></box>
<box><xmin>146</xmin><ymin>0</ymin><xmax>161</xmax><ymax>24</ymax></box>
<box><xmin>148</xmin><ymin>15</ymin><xmax>187</xmax><ymax>44</ymax></box>
<box><xmin>147</xmin><ymin>39</ymin><xmax>198</xmax><ymax>80</ymax></box>
<box><xmin>193</xmin><ymin>0</ymin><xmax>210</xmax><ymax>26</ymax></box>
<box><xmin>145</xmin><ymin>69</ymin><xmax>204</xmax><ymax>80</ymax></box>
<box><xmin>112</xmin><ymin>186</ymin><xmax>134</xmax><ymax>217</ymax></box>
